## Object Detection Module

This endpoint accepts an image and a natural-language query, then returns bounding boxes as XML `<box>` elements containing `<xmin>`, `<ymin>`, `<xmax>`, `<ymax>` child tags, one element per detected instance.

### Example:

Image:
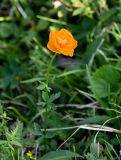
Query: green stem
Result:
<box><xmin>44</xmin><ymin>54</ymin><xmax>56</xmax><ymax>151</ymax></box>
<box><xmin>44</xmin><ymin>91</ymin><xmax>49</xmax><ymax>152</ymax></box>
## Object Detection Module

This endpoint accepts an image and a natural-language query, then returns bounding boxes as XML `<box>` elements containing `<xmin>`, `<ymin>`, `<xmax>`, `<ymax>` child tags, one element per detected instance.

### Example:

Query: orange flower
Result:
<box><xmin>47</xmin><ymin>28</ymin><xmax>78</xmax><ymax>57</ymax></box>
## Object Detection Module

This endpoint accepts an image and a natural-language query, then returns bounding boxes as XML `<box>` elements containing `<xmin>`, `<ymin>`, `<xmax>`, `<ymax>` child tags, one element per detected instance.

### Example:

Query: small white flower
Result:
<box><xmin>52</xmin><ymin>1</ymin><xmax>62</xmax><ymax>8</ymax></box>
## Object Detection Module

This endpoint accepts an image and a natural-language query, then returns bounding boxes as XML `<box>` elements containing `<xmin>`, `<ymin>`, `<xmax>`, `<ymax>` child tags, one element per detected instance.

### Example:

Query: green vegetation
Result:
<box><xmin>0</xmin><ymin>0</ymin><xmax>121</xmax><ymax>159</ymax></box>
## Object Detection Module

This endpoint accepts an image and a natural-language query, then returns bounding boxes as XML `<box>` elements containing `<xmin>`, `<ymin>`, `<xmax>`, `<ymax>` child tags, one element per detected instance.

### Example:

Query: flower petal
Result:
<box><xmin>47</xmin><ymin>41</ymin><xmax>59</xmax><ymax>53</ymax></box>
<box><xmin>47</xmin><ymin>30</ymin><xmax>59</xmax><ymax>52</ymax></box>
<box><xmin>59</xmin><ymin>46</ymin><xmax>74</xmax><ymax>57</ymax></box>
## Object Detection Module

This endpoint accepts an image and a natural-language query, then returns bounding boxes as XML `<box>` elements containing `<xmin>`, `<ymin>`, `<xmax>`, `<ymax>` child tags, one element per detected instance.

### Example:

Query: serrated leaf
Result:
<box><xmin>12</xmin><ymin>122</ymin><xmax>23</xmax><ymax>138</ymax></box>
<box><xmin>40</xmin><ymin>150</ymin><xmax>80</xmax><ymax>160</ymax></box>
<box><xmin>10</xmin><ymin>140</ymin><xmax>22</xmax><ymax>147</ymax></box>
<box><xmin>37</xmin><ymin>84</ymin><xmax>46</xmax><ymax>90</ymax></box>
<box><xmin>49</xmin><ymin>92</ymin><xmax>61</xmax><ymax>103</ymax></box>
<box><xmin>90</xmin><ymin>78</ymin><xmax>110</xmax><ymax>98</ymax></box>
<box><xmin>42</xmin><ymin>91</ymin><xmax>49</xmax><ymax>102</ymax></box>
<box><xmin>90</xmin><ymin>65</ymin><xmax>121</xmax><ymax>98</ymax></box>
<box><xmin>37</xmin><ymin>101</ymin><xmax>46</xmax><ymax>107</ymax></box>
<box><xmin>6</xmin><ymin>122</ymin><xmax>23</xmax><ymax>147</ymax></box>
<box><xmin>92</xmin><ymin>65</ymin><xmax>120</xmax><ymax>83</ymax></box>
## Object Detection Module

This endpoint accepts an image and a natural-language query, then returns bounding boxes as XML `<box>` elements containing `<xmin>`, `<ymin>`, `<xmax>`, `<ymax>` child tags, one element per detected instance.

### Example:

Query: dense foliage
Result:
<box><xmin>0</xmin><ymin>0</ymin><xmax>121</xmax><ymax>159</ymax></box>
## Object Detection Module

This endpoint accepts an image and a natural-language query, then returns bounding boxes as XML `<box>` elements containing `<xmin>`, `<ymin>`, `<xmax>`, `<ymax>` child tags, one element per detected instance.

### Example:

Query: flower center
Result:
<box><xmin>58</xmin><ymin>37</ymin><xmax>67</xmax><ymax>47</ymax></box>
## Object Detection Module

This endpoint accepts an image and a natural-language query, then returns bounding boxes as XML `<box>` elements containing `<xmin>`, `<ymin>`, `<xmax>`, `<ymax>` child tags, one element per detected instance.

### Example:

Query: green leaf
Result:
<box><xmin>6</xmin><ymin>122</ymin><xmax>23</xmax><ymax>147</ymax></box>
<box><xmin>90</xmin><ymin>142</ymin><xmax>99</xmax><ymax>158</ymax></box>
<box><xmin>71</xmin><ymin>0</ymin><xmax>80</xmax><ymax>6</ymax></box>
<box><xmin>37</xmin><ymin>20</ymin><xmax>48</xmax><ymax>30</ymax></box>
<box><xmin>21</xmin><ymin>77</ymin><xmax>42</xmax><ymax>83</ymax></box>
<box><xmin>0</xmin><ymin>23</ymin><xmax>17</xmax><ymax>38</ymax></box>
<box><xmin>90</xmin><ymin>65</ymin><xmax>121</xmax><ymax>98</ymax></box>
<box><xmin>42</xmin><ymin>91</ymin><xmax>49</xmax><ymax>102</ymax></box>
<box><xmin>38</xmin><ymin>101</ymin><xmax>46</xmax><ymax>107</ymax></box>
<box><xmin>73</xmin><ymin>8</ymin><xmax>85</xmax><ymax>16</ymax></box>
<box><xmin>0</xmin><ymin>57</ymin><xmax>26</xmax><ymax>89</ymax></box>
<box><xmin>90</xmin><ymin>78</ymin><xmax>110</xmax><ymax>98</ymax></box>
<box><xmin>92</xmin><ymin>65</ymin><xmax>120</xmax><ymax>83</ymax></box>
<box><xmin>81</xmin><ymin>115</ymin><xmax>110</xmax><ymax>124</ymax></box>
<box><xmin>49</xmin><ymin>92</ymin><xmax>61</xmax><ymax>103</ymax></box>
<box><xmin>37</xmin><ymin>84</ymin><xmax>46</xmax><ymax>90</ymax></box>
<box><xmin>116</xmin><ymin>57</ymin><xmax>121</xmax><ymax>71</ymax></box>
<box><xmin>40</xmin><ymin>150</ymin><xmax>80</xmax><ymax>160</ymax></box>
<box><xmin>37</xmin><ymin>81</ymin><xmax>51</xmax><ymax>92</ymax></box>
